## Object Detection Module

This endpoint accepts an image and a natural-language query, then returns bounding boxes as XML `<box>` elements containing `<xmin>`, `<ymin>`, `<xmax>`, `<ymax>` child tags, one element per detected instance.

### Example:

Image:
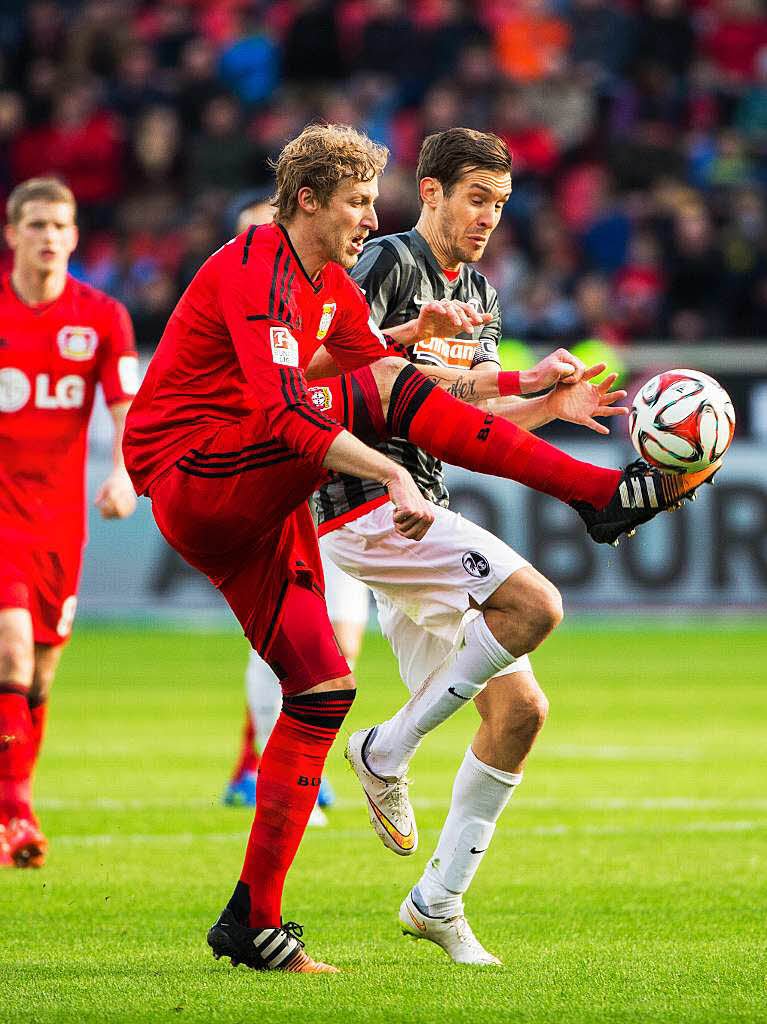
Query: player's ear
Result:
<box><xmin>4</xmin><ymin>222</ymin><xmax>16</xmax><ymax>250</ymax></box>
<box><xmin>296</xmin><ymin>187</ymin><xmax>320</xmax><ymax>215</ymax></box>
<box><xmin>419</xmin><ymin>177</ymin><xmax>442</xmax><ymax>209</ymax></box>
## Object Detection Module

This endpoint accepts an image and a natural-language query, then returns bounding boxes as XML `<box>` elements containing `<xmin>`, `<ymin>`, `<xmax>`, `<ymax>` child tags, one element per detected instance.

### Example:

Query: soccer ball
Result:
<box><xmin>629</xmin><ymin>369</ymin><xmax>735</xmax><ymax>473</ymax></box>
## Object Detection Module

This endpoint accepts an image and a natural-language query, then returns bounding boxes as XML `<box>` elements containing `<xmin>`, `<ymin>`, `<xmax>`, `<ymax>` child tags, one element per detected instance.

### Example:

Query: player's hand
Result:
<box><xmin>384</xmin><ymin>468</ymin><xmax>435</xmax><ymax>541</ymax></box>
<box><xmin>519</xmin><ymin>348</ymin><xmax>587</xmax><ymax>393</ymax></box>
<box><xmin>94</xmin><ymin>468</ymin><xmax>137</xmax><ymax>519</ymax></box>
<box><xmin>415</xmin><ymin>299</ymin><xmax>491</xmax><ymax>341</ymax></box>
<box><xmin>545</xmin><ymin>364</ymin><xmax>628</xmax><ymax>435</ymax></box>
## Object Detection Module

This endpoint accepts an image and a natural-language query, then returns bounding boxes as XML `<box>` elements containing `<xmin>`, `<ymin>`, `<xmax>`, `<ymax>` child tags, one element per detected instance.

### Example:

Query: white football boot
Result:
<box><xmin>345</xmin><ymin>727</ymin><xmax>417</xmax><ymax>856</ymax></box>
<box><xmin>399</xmin><ymin>891</ymin><xmax>502</xmax><ymax>966</ymax></box>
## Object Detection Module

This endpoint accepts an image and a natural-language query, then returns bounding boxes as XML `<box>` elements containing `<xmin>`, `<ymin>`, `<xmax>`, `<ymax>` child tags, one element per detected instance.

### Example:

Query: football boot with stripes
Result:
<box><xmin>345</xmin><ymin>727</ymin><xmax>417</xmax><ymax>856</ymax></box>
<box><xmin>207</xmin><ymin>908</ymin><xmax>338</xmax><ymax>973</ymax></box>
<box><xmin>399</xmin><ymin>891</ymin><xmax>502</xmax><ymax>966</ymax></box>
<box><xmin>7</xmin><ymin>817</ymin><xmax>47</xmax><ymax>868</ymax></box>
<box><xmin>572</xmin><ymin>458</ymin><xmax>720</xmax><ymax>545</ymax></box>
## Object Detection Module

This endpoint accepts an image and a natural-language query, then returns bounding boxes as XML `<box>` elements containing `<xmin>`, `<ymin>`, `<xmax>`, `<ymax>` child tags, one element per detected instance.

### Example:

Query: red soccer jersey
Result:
<box><xmin>124</xmin><ymin>222</ymin><xmax>388</xmax><ymax>495</ymax></box>
<box><xmin>0</xmin><ymin>273</ymin><xmax>138</xmax><ymax>544</ymax></box>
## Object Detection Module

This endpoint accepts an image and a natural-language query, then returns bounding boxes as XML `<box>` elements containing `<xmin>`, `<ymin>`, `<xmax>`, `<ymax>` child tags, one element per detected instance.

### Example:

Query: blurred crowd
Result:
<box><xmin>2</xmin><ymin>0</ymin><xmax>767</xmax><ymax>350</ymax></box>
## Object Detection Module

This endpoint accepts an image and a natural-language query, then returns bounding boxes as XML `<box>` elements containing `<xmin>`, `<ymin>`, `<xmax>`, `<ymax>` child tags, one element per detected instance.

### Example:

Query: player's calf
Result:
<box><xmin>474</xmin><ymin>672</ymin><xmax>549</xmax><ymax>773</ymax></box>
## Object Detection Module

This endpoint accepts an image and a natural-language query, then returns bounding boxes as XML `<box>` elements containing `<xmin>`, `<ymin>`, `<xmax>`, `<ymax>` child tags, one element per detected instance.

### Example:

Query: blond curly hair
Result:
<box><xmin>271</xmin><ymin>123</ymin><xmax>388</xmax><ymax>222</ymax></box>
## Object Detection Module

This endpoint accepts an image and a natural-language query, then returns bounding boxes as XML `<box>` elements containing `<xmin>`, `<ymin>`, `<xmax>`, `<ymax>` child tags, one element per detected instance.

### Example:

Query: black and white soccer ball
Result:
<box><xmin>629</xmin><ymin>368</ymin><xmax>735</xmax><ymax>473</ymax></box>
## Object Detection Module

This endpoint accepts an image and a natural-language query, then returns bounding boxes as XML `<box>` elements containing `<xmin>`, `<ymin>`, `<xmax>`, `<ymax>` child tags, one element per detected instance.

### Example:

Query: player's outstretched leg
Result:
<box><xmin>367</xmin><ymin>361</ymin><xmax>717</xmax><ymax>544</ymax></box>
<box><xmin>209</xmin><ymin>584</ymin><xmax>353</xmax><ymax>973</ymax></box>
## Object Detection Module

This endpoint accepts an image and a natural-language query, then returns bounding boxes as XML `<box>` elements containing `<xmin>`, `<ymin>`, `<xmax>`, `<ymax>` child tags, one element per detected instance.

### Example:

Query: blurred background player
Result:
<box><xmin>0</xmin><ymin>177</ymin><xmax>138</xmax><ymax>868</ymax></box>
<box><xmin>221</xmin><ymin>193</ymin><xmax>371</xmax><ymax>819</ymax></box>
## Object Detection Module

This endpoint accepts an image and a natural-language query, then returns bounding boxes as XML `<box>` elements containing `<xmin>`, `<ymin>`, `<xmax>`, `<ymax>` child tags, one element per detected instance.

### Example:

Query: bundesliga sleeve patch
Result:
<box><xmin>270</xmin><ymin>325</ymin><xmax>299</xmax><ymax>366</ymax></box>
<box><xmin>118</xmin><ymin>355</ymin><xmax>139</xmax><ymax>395</ymax></box>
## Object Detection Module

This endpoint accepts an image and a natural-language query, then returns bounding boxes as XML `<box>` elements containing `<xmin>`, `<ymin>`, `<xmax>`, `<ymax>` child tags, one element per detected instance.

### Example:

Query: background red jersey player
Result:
<box><xmin>0</xmin><ymin>178</ymin><xmax>138</xmax><ymax>868</ymax></box>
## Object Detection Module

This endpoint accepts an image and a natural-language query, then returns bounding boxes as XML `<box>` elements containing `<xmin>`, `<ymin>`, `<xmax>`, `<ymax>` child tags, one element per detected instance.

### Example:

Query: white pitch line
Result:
<box><xmin>52</xmin><ymin>819</ymin><xmax>767</xmax><ymax>847</ymax></box>
<box><xmin>36</xmin><ymin>795</ymin><xmax>767</xmax><ymax>812</ymax></box>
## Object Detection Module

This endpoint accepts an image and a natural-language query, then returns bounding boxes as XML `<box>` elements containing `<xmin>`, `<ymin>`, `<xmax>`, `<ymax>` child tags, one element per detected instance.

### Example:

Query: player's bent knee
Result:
<box><xmin>369</xmin><ymin>356</ymin><xmax>409</xmax><ymax>409</ymax></box>
<box><xmin>307</xmin><ymin>673</ymin><xmax>356</xmax><ymax>694</ymax></box>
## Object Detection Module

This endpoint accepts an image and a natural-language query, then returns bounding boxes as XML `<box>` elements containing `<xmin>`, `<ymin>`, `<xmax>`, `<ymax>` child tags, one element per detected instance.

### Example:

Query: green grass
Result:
<box><xmin>2</xmin><ymin>623</ymin><xmax>766</xmax><ymax>1023</ymax></box>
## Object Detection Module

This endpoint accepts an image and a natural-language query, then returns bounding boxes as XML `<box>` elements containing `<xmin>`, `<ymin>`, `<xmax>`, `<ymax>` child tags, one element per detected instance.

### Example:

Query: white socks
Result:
<box><xmin>414</xmin><ymin>747</ymin><xmax>522</xmax><ymax>919</ymax></box>
<box><xmin>245</xmin><ymin>650</ymin><xmax>282</xmax><ymax>749</ymax></box>
<box><xmin>365</xmin><ymin>614</ymin><xmax>515</xmax><ymax>780</ymax></box>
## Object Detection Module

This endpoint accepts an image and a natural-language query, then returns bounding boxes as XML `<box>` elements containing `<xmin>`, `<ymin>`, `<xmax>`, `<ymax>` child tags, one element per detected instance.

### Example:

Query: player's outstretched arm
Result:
<box><xmin>94</xmin><ymin>401</ymin><xmax>137</xmax><ymax>520</ymax></box>
<box><xmin>322</xmin><ymin>430</ymin><xmax>434</xmax><ymax>541</ymax></box>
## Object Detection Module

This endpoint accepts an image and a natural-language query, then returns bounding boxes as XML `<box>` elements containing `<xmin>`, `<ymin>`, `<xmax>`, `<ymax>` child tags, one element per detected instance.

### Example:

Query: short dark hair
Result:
<box><xmin>416</xmin><ymin>128</ymin><xmax>512</xmax><ymax>198</ymax></box>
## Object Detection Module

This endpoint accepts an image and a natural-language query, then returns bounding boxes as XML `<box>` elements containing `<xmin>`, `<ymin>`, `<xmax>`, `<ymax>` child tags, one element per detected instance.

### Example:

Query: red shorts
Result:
<box><xmin>148</xmin><ymin>364</ymin><xmax>385</xmax><ymax>663</ymax></box>
<box><xmin>0</xmin><ymin>528</ymin><xmax>82</xmax><ymax>646</ymax></box>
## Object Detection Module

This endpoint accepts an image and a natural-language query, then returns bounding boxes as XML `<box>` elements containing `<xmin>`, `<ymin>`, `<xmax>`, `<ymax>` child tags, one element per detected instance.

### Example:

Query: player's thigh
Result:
<box><xmin>151</xmin><ymin>421</ymin><xmax>325</xmax><ymax>559</ymax></box>
<box><xmin>482</xmin><ymin>563</ymin><xmax>563</xmax><ymax>626</ymax></box>
<box><xmin>0</xmin><ymin>607</ymin><xmax>35</xmax><ymax>683</ymax></box>
<box><xmin>264</xmin><ymin>581</ymin><xmax>352</xmax><ymax>697</ymax></box>
<box><xmin>322</xmin><ymin>502</ymin><xmax>529</xmax><ymax>642</ymax></box>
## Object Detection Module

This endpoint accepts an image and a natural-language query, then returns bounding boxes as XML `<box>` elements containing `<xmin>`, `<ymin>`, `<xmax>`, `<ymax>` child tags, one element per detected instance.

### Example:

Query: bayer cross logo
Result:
<box><xmin>462</xmin><ymin>551</ymin><xmax>490</xmax><ymax>578</ymax></box>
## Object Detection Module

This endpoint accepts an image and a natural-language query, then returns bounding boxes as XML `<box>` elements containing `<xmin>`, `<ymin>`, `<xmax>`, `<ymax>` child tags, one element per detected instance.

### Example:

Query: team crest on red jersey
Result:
<box><xmin>316</xmin><ymin>302</ymin><xmax>336</xmax><ymax>340</ymax></box>
<box><xmin>309</xmin><ymin>385</ymin><xmax>332</xmax><ymax>411</ymax></box>
<box><xmin>57</xmin><ymin>326</ymin><xmax>99</xmax><ymax>361</ymax></box>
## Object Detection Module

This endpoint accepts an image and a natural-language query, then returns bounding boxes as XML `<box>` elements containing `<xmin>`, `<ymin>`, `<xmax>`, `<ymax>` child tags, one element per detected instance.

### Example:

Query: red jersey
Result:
<box><xmin>0</xmin><ymin>273</ymin><xmax>138</xmax><ymax>544</ymax></box>
<box><xmin>124</xmin><ymin>222</ymin><xmax>388</xmax><ymax>495</ymax></box>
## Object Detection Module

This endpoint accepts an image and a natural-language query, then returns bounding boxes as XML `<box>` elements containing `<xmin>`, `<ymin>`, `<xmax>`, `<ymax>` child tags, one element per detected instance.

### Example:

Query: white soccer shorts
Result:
<box><xmin>319</xmin><ymin>535</ymin><xmax>371</xmax><ymax>627</ymax></box>
<box><xmin>320</xmin><ymin>502</ymin><xmax>532</xmax><ymax>693</ymax></box>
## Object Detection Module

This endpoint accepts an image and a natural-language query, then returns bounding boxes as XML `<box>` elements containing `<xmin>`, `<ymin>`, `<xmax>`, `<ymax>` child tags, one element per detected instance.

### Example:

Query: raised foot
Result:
<box><xmin>573</xmin><ymin>458</ymin><xmax>721</xmax><ymax>546</ymax></box>
<box><xmin>345</xmin><ymin>727</ymin><xmax>417</xmax><ymax>856</ymax></box>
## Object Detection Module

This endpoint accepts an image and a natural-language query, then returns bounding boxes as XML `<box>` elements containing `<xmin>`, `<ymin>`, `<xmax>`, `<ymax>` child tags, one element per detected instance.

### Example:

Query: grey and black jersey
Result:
<box><xmin>315</xmin><ymin>228</ymin><xmax>501</xmax><ymax>529</ymax></box>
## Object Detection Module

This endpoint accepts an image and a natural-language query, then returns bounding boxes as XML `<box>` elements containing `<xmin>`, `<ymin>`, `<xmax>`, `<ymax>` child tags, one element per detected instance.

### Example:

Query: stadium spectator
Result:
<box><xmin>0</xmin><ymin>0</ymin><xmax>765</xmax><ymax>345</ymax></box>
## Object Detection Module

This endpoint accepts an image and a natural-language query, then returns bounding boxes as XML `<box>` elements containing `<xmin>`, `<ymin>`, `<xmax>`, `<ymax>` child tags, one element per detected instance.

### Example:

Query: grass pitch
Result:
<box><xmin>1</xmin><ymin>621</ymin><xmax>765</xmax><ymax>1023</ymax></box>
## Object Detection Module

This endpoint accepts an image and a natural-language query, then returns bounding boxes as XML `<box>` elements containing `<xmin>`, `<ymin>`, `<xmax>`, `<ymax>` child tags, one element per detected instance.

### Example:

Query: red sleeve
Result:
<box><xmin>99</xmin><ymin>298</ymin><xmax>140</xmax><ymax>405</ymax></box>
<box><xmin>323</xmin><ymin>273</ymin><xmax>389</xmax><ymax>372</ymax></box>
<box><xmin>217</xmin><ymin>257</ymin><xmax>343</xmax><ymax>466</ymax></box>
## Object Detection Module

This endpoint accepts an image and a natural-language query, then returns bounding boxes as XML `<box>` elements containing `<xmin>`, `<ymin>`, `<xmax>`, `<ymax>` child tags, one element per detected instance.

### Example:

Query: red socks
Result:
<box><xmin>388</xmin><ymin>365</ymin><xmax>621</xmax><ymax>509</ymax></box>
<box><xmin>0</xmin><ymin>688</ymin><xmax>34</xmax><ymax>822</ymax></box>
<box><xmin>232</xmin><ymin>689</ymin><xmax>355</xmax><ymax>927</ymax></box>
<box><xmin>29</xmin><ymin>699</ymin><xmax>48</xmax><ymax>766</ymax></box>
<box><xmin>230</xmin><ymin>706</ymin><xmax>260</xmax><ymax>782</ymax></box>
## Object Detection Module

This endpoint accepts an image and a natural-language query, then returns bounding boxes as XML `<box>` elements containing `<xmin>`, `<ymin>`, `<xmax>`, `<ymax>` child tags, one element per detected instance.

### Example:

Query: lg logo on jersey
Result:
<box><xmin>0</xmin><ymin>368</ymin><xmax>85</xmax><ymax>412</ymax></box>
